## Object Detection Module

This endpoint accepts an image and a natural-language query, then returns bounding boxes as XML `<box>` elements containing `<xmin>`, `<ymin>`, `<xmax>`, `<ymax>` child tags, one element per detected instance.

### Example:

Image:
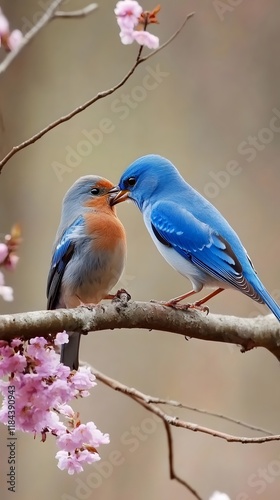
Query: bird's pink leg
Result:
<box><xmin>164</xmin><ymin>289</ymin><xmax>198</xmax><ymax>306</ymax></box>
<box><xmin>163</xmin><ymin>287</ymin><xmax>224</xmax><ymax>313</ymax></box>
<box><xmin>191</xmin><ymin>287</ymin><xmax>224</xmax><ymax>307</ymax></box>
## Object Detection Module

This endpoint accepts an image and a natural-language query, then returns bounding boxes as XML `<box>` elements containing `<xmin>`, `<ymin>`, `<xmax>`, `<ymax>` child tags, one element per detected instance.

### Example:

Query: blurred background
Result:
<box><xmin>1</xmin><ymin>1</ymin><xmax>280</xmax><ymax>499</ymax></box>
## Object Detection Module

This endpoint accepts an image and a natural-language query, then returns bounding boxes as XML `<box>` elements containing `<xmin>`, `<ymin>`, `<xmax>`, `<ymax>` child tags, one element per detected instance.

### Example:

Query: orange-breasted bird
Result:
<box><xmin>47</xmin><ymin>176</ymin><xmax>126</xmax><ymax>369</ymax></box>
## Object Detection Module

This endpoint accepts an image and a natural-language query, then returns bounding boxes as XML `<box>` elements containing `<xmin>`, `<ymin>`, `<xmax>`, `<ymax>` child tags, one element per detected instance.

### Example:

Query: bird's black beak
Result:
<box><xmin>109</xmin><ymin>186</ymin><xmax>129</xmax><ymax>206</ymax></box>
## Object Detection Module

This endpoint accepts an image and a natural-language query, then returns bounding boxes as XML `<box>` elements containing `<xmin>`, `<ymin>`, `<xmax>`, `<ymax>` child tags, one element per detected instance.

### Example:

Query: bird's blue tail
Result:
<box><xmin>255</xmin><ymin>281</ymin><xmax>280</xmax><ymax>322</ymax></box>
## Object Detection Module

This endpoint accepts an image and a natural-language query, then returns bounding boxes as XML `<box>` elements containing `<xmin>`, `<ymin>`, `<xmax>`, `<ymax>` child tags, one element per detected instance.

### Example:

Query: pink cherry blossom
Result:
<box><xmin>0</xmin><ymin>270</ymin><xmax>13</xmax><ymax>301</ymax></box>
<box><xmin>209</xmin><ymin>493</ymin><xmax>231</xmax><ymax>500</ymax></box>
<box><xmin>57</xmin><ymin>432</ymin><xmax>79</xmax><ymax>453</ymax></box>
<box><xmin>29</xmin><ymin>337</ymin><xmax>48</xmax><ymax>348</ymax></box>
<box><xmin>4</xmin><ymin>254</ymin><xmax>19</xmax><ymax>270</ymax></box>
<box><xmin>78</xmin><ymin>449</ymin><xmax>101</xmax><ymax>465</ymax></box>
<box><xmin>88</xmin><ymin>422</ymin><xmax>110</xmax><ymax>446</ymax></box>
<box><xmin>56</xmin><ymin>449</ymin><xmax>100</xmax><ymax>474</ymax></box>
<box><xmin>70</xmin><ymin>366</ymin><xmax>96</xmax><ymax>392</ymax></box>
<box><xmin>0</xmin><ymin>344</ymin><xmax>14</xmax><ymax>358</ymax></box>
<box><xmin>119</xmin><ymin>29</ymin><xmax>135</xmax><ymax>45</ymax></box>
<box><xmin>115</xmin><ymin>2</ymin><xmax>160</xmax><ymax>49</ymax></box>
<box><xmin>0</xmin><ymin>284</ymin><xmax>13</xmax><ymax>301</ymax></box>
<box><xmin>56</xmin><ymin>451</ymin><xmax>85</xmax><ymax>474</ymax></box>
<box><xmin>0</xmin><ymin>333</ymin><xmax>109</xmax><ymax>474</ymax></box>
<box><xmin>0</xmin><ymin>243</ymin><xmax>8</xmax><ymax>263</ymax></box>
<box><xmin>0</xmin><ymin>9</ymin><xmax>9</xmax><ymax>37</ymax></box>
<box><xmin>115</xmin><ymin>1</ymin><xmax>142</xmax><ymax>31</ymax></box>
<box><xmin>132</xmin><ymin>30</ymin><xmax>159</xmax><ymax>49</ymax></box>
<box><xmin>11</xmin><ymin>338</ymin><xmax>22</xmax><ymax>348</ymax></box>
<box><xmin>57</xmin><ymin>422</ymin><xmax>109</xmax><ymax>452</ymax></box>
<box><xmin>54</xmin><ymin>331</ymin><xmax>69</xmax><ymax>346</ymax></box>
<box><xmin>0</xmin><ymin>352</ymin><xmax>26</xmax><ymax>376</ymax></box>
<box><xmin>6</xmin><ymin>29</ymin><xmax>23</xmax><ymax>51</ymax></box>
<box><xmin>57</xmin><ymin>404</ymin><xmax>75</xmax><ymax>419</ymax></box>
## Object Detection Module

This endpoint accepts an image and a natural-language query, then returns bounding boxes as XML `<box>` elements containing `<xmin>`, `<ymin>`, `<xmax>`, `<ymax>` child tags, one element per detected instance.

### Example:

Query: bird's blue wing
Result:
<box><xmin>47</xmin><ymin>215</ymin><xmax>84</xmax><ymax>309</ymax></box>
<box><xmin>150</xmin><ymin>201</ymin><xmax>262</xmax><ymax>302</ymax></box>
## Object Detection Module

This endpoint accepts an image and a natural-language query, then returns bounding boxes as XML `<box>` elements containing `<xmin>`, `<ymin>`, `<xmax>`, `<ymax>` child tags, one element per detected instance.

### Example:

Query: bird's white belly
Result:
<box><xmin>143</xmin><ymin>213</ymin><xmax>222</xmax><ymax>292</ymax></box>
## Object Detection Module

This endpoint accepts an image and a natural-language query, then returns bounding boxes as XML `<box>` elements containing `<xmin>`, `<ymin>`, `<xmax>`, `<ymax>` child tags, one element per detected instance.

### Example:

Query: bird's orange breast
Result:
<box><xmin>84</xmin><ymin>204</ymin><xmax>126</xmax><ymax>253</ymax></box>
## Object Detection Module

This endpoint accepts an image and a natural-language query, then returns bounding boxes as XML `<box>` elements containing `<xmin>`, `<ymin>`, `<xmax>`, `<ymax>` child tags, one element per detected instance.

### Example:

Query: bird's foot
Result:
<box><xmin>74</xmin><ymin>294</ymin><xmax>98</xmax><ymax>310</ymax></box>
<box><xmin>240</xmin><ymin>339</ymin><xmax>256</xmax><ymax>353</ymax></box>
<box><xmin>150</xmin><ymin>298</ymin><xmax>209</xmax><ymax>314</ymax></box>
<box><xmin>79</xmin><ymin>303</ymin><xmax>97</xmax><ymax>311</ymax></box>
<box><xmin>111</xmin><ymin>288</ymin><xmax>131</xmax><ymax>305</ymax></box>
<box><xmin>150</xmin><ymin>299</ymin><xmax>187</xmax><ymax>311</ymax></box>
<box><xmin>188</xmin><ymin>302</ymin><xmax>210</xmax><ymax>315</ymax></box>
<box><xmin>150</xmin><ymin>298</ymin><xmax>190</xmax><ymax>310</ymax></box>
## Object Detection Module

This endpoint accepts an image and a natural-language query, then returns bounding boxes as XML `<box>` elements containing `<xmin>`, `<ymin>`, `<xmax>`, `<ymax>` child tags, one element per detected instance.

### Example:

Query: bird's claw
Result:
<box><xmin>80</xmin><ymin>303</ymin><xmax>96</xmax><ymax>311</ymax></box>
<box><xmin>150</xmin><ymin>299</ymin><xmax>210</xmax><ymax>314</ymax></box>
<box><xmin>150</xmin><ymin>299</ymin><xmax>185</xmax><ymax>309</ymax></box>
<box><xmin>188</xmin><ymin>303</ymin><xmax>210</xmax><ymax>315</ymax></box>
<box><xmin>240</xmin><ymin>339</ymin><xmax>256</xmax><ymax>353</ymax></box>
<box><xmin>112</xmin><ymin>288</ymin><xmax>131</xmax><ymax>304</ymax></box>
<box><xmin>150</xmin><ymin>299</ymin><xmax>191</xmax><ymax>310</ymax></box>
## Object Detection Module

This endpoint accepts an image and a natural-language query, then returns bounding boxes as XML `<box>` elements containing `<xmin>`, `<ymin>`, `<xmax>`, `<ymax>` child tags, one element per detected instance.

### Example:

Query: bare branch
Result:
<box><xmin>141</xmin><ymin>12</ymin><xmax>195</xmax><ymax>63</ymax></box>
<box><xmin>54</xmin><ymin>4</ymin><xmax>98</xmax><ymax>18</ymax></box>
<box><xmin>0</xmin><ymin>0</ymin><xmax>64</xmax><ymax>75</ymax></box>
<box><xmin>157</xmin><ymin>400</ymin><xmax>273</xmax><ymax>436</ymax></box>
<box><xmin>87</xmin><ymin>362</ymin><xmax>273</xmax><ymax>435</ymax></box>
<box><xmin>0</xmin><ymin>11</ymin><xmax>194</xmax><ymax>173</ymax></box>
<box><xmin>0</xmin><ymin>1</ymin><xmax>99</xmax><ymax>76</ymax></box>
<box><xmin>0</xmin><ymin>300</ymin><xmax>279</xmax><ymax>359</ymax></box>
<box><xmin>94</xmin><ymin>375</ymin><xmax>273</xmax><ymax>435</ymax></box>
<box><xmin>77</xmin><ymin>363</ymin><xmax>279</xmax><ymax>496</ymax></box>
<box><xmin>164</xmin><ymin>421</ymin><xmax>202</xmax><ymax>500</ymax></box>
<box><xmin>90</xmin><ymin>364</ymin><xmax>280</xmax><ymax>444</ymax></box>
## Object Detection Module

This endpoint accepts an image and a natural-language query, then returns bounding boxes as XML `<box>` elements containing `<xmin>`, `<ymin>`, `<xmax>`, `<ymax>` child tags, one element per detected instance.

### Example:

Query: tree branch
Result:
<box><xmin>0</xmin><ymin>1</ymin><xmax>99</xmax><ymax>76</ymax></box>
<box><xmin>0</xmin><ymin>11</ymin><xmax>194</xmax><ymax>173</ymax></box>
<box><xmin>54</xmin><ymin>4</ymin><xmax>98</xmax><ymax>19</ymax></box>
<box><xmin>163</xmin><ymin>421</ymin><xmax>203</xmax><ymax>500</ymax></box>
<box><xmin>89</xmin><ymin>363</ymin><xmax>280</xmax><ymax>444</ymax></box>
<box><xmin>81</xmin><ymin>363</ymin><xmax>279</xmax><ymax>497</ymax></box>
<box><xmin>0</xmin><ymin>0</ymin><xmax>65</xmax><ymax>76</ymax></box>
<box><xmin>0</xmin><ymin>299</ymin><xmax>279</xmax><ymax>359</ymax></box>
<box><xmin>92</xmin><ymin>373</ymin><xmax>273</xmax><ymax>435</ymax></box>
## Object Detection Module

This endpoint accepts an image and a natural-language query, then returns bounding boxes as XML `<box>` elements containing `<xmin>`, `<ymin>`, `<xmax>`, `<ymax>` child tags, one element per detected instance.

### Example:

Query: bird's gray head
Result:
<box><xmin>61</xmin><ymin>175</ymin><xmax>115</xmax><ymax>225</ymax></box>
<box><xmin>110</xmin><ymin>154</ymin><xmax>184</xmax><ymax>210</ymax></box>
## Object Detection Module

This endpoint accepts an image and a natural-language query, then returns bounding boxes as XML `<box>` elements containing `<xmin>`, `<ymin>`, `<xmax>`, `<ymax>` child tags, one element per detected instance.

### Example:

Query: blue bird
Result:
<box><xmin>110</xmin><ymin>154</ymin><xmax>280</xmax><ymax>320</ymax></box>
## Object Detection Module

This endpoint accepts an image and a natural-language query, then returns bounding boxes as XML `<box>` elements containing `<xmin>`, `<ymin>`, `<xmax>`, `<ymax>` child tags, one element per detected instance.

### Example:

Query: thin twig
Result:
<box><xmin>90</xmin><ymin>364</ymin><xmax>280</xmax><ymax>444</ymax></box>
<box><xmin>140</xmin><ymin>401</ymin><xmax>280</xmax><ymax>443</ymax></box>
<box><xmin>0</xmin><ymin>11</ymin><xmax>195</xmax><ymax>173</ymax></box>
<box><xmin>142</xmin><ymin>12</ymin><xmax>195</xmax><ymax>63</ymax></box>
<box><xmin>164</xmin><ymin>421</ymin><xmax>202</xmax><ymax>500</ymax></box>
<box><xmin>88</xmin><ymin>367</ymin><xmax>273</xmax><ymax>435</ymax></box>
<box><xmin>54</xmin><ymin>4</ymin><xmax>98</xmax><ymax>18</ymax></box>
<box><xmin>147</xmin><ymin>398</ymin><xmax>274</xmax><ymax>436</ymax></box>
<box><xmin>0</xmin><ymin>0</ymin><xmax>64</xmax><ymax>76</ymax></box>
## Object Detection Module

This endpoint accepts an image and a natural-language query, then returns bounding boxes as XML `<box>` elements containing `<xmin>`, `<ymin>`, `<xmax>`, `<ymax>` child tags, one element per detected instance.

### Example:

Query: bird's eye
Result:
<box><xmin>125</xmin><ymin>177</ymin><xmax>136</xmax><ymax>187</ymax></box>
<box><xmin>91</xmin><ymin>187</ymin><xmax>100</xmax><ymax>195</ymax></box>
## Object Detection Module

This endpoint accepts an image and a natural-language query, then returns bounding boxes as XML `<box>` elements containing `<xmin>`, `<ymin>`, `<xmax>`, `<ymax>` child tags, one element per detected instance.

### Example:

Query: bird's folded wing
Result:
<box><xmin>47</xmin><ymin>215</ymin><xmax>84</xmax><ymax>309</ymax></box>
<box><xmin>150</xmin><ymin>201</ymin><xmax>261</xmax><ymax>301</ymax></box>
